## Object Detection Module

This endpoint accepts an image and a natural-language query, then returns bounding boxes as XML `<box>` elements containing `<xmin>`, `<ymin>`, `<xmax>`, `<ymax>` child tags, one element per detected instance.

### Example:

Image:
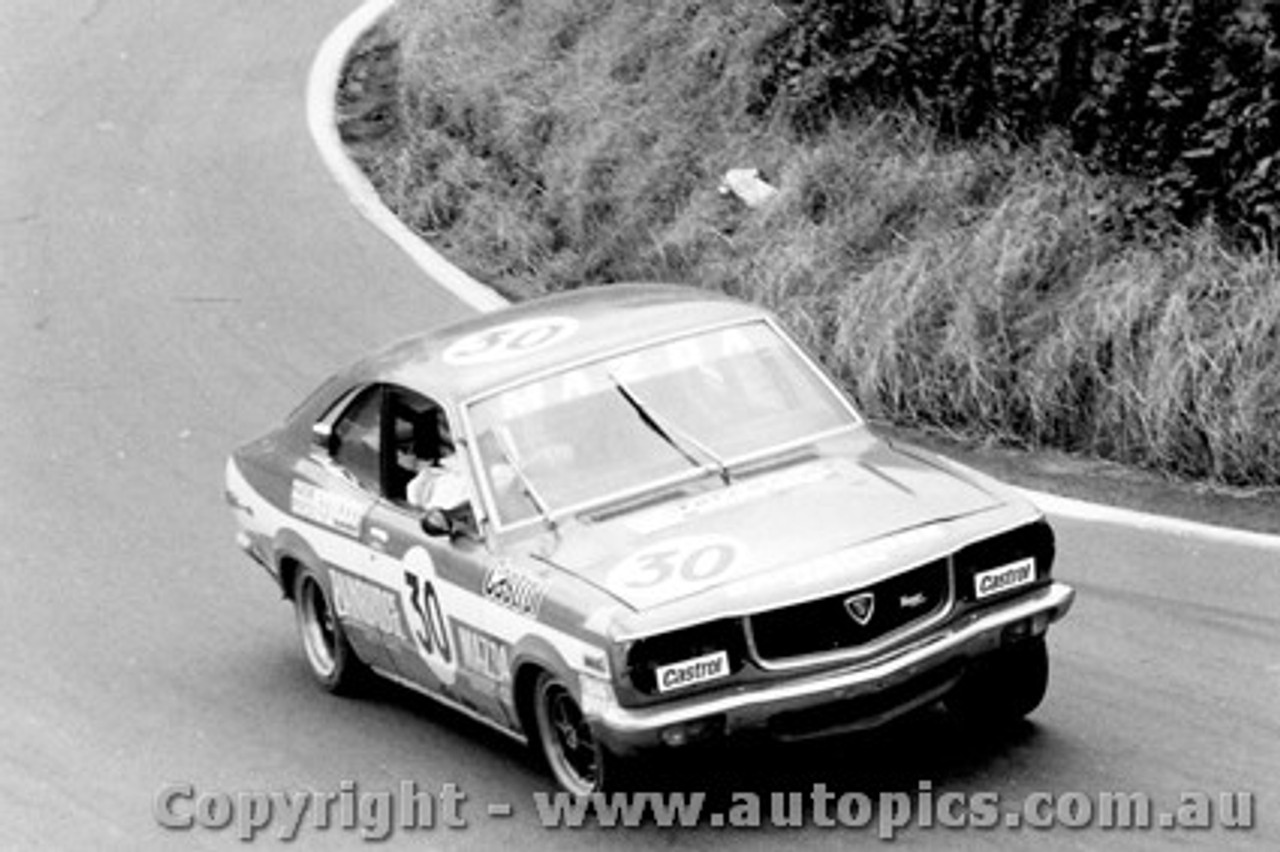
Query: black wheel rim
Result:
<box><xmin>538</xmin><ymin>679</ymin><xmax>600</xmax><ymax>794</ymax></box>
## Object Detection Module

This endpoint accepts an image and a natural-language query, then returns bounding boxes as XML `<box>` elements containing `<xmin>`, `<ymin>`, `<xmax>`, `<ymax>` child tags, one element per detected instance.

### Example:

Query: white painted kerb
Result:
<box><xmin>307</xmin><ymin>0</ymin><xmax>508</xmax><ymax>313</ymax></box>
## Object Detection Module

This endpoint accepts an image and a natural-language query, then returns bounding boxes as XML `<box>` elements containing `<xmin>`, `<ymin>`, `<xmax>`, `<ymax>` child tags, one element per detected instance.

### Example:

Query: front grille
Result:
<box><xmin>748</xmin><ymin>558</ymin><xmax>951</xmax><ymax>664</ymax></box>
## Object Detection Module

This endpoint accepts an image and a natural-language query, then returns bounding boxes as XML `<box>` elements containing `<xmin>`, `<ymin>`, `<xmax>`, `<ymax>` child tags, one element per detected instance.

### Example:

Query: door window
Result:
<box><xmin>330</xmin><ymin>386</ymin><xmax>385</xmax><ymax>492</ymax></box>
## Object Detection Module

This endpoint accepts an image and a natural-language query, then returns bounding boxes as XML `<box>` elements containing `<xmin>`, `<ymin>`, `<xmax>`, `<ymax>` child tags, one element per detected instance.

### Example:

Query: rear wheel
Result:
<box><xmin>293</xmin><ymin>565</ymin><xmax>367</xmax><ymax>695</ymax></box>
<box><xmin>531</xmin><ymin>671</ymin><xmax>625</xmax><ymax>795</ymax></box>
<box><xmin>946</xmin><ymin>636</ymin><xmax>1049</xmax><ymax>725</ymax></box>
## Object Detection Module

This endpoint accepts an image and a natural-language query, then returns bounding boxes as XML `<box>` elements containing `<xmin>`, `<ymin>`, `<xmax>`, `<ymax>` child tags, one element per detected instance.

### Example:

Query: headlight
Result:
<box><xmin>622</xmin><ymin>619</ymin><xmax>746</xmax><ymax>696</ymax></box>
<box><xmin>954</xmin><ymin>519</ymin><xmax>1054</xmax><ymax>602</ymax></box>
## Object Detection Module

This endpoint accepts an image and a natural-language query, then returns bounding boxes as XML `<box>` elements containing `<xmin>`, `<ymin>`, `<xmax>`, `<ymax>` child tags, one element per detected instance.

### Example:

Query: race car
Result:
<box><xmin>224</xmin><ymin>283</ymin><xmax>1075</xmax><ymax>794</ymax></box>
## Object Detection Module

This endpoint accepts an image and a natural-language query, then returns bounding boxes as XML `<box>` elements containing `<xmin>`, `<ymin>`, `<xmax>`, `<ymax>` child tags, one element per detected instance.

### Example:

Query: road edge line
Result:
<box><xmin>307</xmin><ymin>1</ymin><xmax>1280</xmax><ymax>553</ymax></box>
<box><xmin>306</xmin><ymin>0</ymin><xmax>509</xmax><ymax>314</ymax></box>
<box><xmin>1018</xmin><ymin>488</ymin><xmax>1280</xmax><ymax>551</ymax></box>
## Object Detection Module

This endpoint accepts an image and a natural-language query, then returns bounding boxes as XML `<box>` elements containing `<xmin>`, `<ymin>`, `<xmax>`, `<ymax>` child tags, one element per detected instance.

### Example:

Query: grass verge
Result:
<box><xmin>336</xmin><ymin>0</ymin><xmax>1280</xmax><ymax>510</ymax></box>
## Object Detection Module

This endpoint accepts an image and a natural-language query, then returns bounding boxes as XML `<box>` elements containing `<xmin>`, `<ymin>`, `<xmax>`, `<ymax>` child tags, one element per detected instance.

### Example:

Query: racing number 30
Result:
<box><xmin>442</xmin><ymin>317</ymin><xmax>578</xmax><ymax>366</ymax></box>
<box><xmin>403</xmin><ymin>570</ymin><xmax>451</xmax><ymax>664</ymax></box>
<box><xmin>623</xmin><ymin>543</ymin><xmax>735</xmax><ymax>589</ymax></box>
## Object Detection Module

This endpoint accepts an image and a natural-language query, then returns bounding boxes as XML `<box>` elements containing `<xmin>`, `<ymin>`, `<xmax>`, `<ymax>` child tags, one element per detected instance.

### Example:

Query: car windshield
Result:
<box><xmin>466</xmin><ymin>320</ymin><xmax>857</xmax><ymax>526</ymax></box>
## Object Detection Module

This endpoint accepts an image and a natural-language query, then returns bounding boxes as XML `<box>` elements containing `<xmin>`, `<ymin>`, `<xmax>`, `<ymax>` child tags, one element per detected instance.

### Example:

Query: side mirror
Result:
<box><xmin>421</xmin><ymin>502</ymin><xmax>479</xmax><ymax>540</ymax></box>
<box><xmin>421</xmin><ymin>508</ymin><xmax>452</xmax><ymax>538</ymax></box>
<box><xmin>311</xmin><ymin>421</ymin><xmax>334</xmax><ymax>454</ymax></box>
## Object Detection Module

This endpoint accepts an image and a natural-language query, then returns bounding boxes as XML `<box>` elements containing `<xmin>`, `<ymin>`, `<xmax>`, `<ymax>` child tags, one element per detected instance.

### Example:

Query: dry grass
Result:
<box><xmin>356</xmin><ymin>0</ymin><xmax>1280</xmax><ymax>487</ymax></box>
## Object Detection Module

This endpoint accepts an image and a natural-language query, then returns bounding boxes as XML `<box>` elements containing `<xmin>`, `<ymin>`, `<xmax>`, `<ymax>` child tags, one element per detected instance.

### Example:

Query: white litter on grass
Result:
<box><xmin>718</xmin><ymin>168</ymin><xmax>779</xmax><ymax>208</ymax></box>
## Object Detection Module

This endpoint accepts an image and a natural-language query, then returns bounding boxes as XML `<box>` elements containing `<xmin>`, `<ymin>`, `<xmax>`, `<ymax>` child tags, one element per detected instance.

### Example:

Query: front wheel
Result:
<box><xmin>531</xmin><ymin>671</ymin><xmax>625</xmax><ymax>795</ymax></box>
<box><xmin>946</xmin><ymin>635</ymin><xmax>1049</xmax><ymax>726</ymax></box>
<box><xmin>293</xmin><ymin>565</ymin><xmax>368</xmax><ymax>695</ymax></box>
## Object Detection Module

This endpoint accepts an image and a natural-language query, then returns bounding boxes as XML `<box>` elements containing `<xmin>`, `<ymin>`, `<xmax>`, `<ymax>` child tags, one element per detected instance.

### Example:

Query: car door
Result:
<box><xmin>304</xmin><ymin>383</ymin><xmax>400</xmax><ymax>674</ymax></box>
<box><xmin>362</xmin><ymin>386</ymin><xmax>517</xmax><ymax>729</ymax></box>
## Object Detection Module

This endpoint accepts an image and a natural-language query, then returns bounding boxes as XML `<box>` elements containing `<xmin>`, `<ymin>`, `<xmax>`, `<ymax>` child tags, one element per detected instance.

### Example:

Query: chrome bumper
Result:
<box><xmin>593</xmin><ymin>581</ymin><xmax>1075</xmax><ymax>754</ymax></box>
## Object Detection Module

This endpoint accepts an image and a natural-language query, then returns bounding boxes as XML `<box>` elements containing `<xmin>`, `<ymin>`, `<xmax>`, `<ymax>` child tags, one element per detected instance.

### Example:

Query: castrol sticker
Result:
<box><xmin>974</xmin><ymin>558</ymin><xmax>1036</xmax><ymax>600</ymax></box>
<box><xmin>656</xmin><ymin>651</ymin><xmax>730</xmax><ymax>693</ymax></box>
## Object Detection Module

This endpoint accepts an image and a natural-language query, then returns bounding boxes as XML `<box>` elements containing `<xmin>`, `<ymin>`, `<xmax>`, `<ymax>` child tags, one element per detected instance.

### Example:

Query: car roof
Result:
<box><xmin>342</xmin><ymin>283</ymin><xmax>769</xmax><ymax>403</ymax></box>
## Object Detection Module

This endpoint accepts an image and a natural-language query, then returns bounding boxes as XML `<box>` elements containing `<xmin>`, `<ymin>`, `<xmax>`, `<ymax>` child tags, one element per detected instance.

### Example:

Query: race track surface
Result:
<box><xmin>2</xmin><ymin>2</ymin><xmax>1276</xmax><ymax>849</ymax></box>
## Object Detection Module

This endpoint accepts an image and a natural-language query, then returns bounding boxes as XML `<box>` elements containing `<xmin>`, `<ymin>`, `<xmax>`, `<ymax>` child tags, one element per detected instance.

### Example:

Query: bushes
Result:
<box><xmin>835</xmin><ymin>178</ymin><xmax>1280</xmax><ymax>485</ymax></box>
<box><xmin>357</xmin><ymin>0</ymin><xmax>1280</xmax><ymax>486</ymax></box>
<box><xmin>753</xmin><ymin>0</ymin><xmax>1280</xmax><ymax>243</ymax></box>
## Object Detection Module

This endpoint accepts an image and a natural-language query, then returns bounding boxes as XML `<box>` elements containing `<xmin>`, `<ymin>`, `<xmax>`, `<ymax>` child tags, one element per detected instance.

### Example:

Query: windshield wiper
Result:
<box><xmin>608</xmin><ymin>372</ymin><xmax>731</xmax><ymax>485</ymax></box>
<box><xmin>493</xmin><ymin>427</ymin><xmax>558</xmax><ymax>533</ymax></box>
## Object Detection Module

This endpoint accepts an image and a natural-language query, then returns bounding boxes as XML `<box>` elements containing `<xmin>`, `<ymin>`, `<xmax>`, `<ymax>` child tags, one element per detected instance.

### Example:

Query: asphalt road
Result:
<box><xmin>2</xmin><ymin>2</ymin><xmax>1276</xmax><ymax>849</ymax></box>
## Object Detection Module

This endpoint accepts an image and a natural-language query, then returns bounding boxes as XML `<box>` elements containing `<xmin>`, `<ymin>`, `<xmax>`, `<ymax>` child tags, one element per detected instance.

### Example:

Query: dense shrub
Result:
<box><xmin>753</xmin><ymin>0</ymin><xmax>1280</xmax><ymax>243</ymax></box>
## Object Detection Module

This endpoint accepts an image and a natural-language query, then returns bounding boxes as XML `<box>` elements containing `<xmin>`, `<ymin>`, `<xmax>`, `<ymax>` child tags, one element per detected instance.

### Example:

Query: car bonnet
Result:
<box><xmin>537</xmin><ymin>432</ymin><xmax>1012</xmax><ymax>613</ymax></box>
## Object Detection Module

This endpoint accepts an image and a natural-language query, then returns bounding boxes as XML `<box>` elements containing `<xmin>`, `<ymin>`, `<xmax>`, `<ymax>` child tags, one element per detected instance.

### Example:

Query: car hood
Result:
<box><xmin>537</xmin><ymin>431</ymin><xmax>1010</xmax><ymax>612</ymax></box>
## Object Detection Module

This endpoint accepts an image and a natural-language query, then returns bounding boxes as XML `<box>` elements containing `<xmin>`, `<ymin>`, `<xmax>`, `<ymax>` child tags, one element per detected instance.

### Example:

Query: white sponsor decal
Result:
<box><xmin>608</xmin><ymin>535</ymin><xmax>744</xmax><ymax>607</ymax></box>
<box><xmin>626</xmin><ymin>464</ymin><xmax>836</xmax><ymax>535</ymax></box>
<box><xmin>974</xmin><ymin>557</ymin><xmax>1037</xmax><ymax>600</ymax></box>
<box><xmin>482</xmin><ymin>561</ymin><xmax>547</xmax><ymax>618</ymax></box>
<box><xmin>331</xmin><ymin>572</ymin><xmax>409</xmax><ymax>642</ymax></box>
<box><xmin>656</xmin><ymin>650</ymin><xmax>730</xmax><ymax>693</ymax></box>
<box><xmin>442</xmin><ymin>317</ymin><xmax>579</xmax><ymax>366</ymax></box>
<box><xmin>455</xmin><ymin>623</ymin><xmax>512</xmax><ymax>684</ymax></box>
<box><xmin>290</xmin><ymin>480</ymin><xmax>365</xmax><ymax>536</ymax></box>
<box><xmin>487</xmin><ymin>324</ymin><xmax>759</xmax><ymax>419</ymax></box>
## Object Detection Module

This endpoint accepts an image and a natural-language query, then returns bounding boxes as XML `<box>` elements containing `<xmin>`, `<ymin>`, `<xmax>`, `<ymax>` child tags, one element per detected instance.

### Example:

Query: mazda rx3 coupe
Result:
<box><xmin>225</xmin><ymin>283</ymin><xmax>1075</xmax><ymax>794</ymax></box>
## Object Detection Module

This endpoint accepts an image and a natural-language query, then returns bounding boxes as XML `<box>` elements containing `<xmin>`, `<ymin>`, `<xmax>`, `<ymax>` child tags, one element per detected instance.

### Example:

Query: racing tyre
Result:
<box><xmin>946</xmin><ymin>635</ymin><xmax>1049</xmax><ymax>726</ymax></box>
<box><xmin>293</xmin><ymin>565</ymin><xmax>368</xmax><ymax>695</ymax></box>
<box><xmin>531</xmin><ymin>671</ymin><xmax>627</xmax><ymax>795</ymax></box>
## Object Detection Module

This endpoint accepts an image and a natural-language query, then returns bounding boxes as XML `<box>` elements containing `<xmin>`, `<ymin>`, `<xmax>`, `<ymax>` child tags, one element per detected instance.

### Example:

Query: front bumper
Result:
<box><xmin>592</xmin><ymin>581</ymin><xmax>1074</xmax><ymax>754</ymax></box>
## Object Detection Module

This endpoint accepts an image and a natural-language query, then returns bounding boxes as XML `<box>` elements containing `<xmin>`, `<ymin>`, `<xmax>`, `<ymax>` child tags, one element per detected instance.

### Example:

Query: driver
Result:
<box><xmin>406</xmin><ymin>452</ymin><xmax>469</xmax><ymax>513</ymax></box>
